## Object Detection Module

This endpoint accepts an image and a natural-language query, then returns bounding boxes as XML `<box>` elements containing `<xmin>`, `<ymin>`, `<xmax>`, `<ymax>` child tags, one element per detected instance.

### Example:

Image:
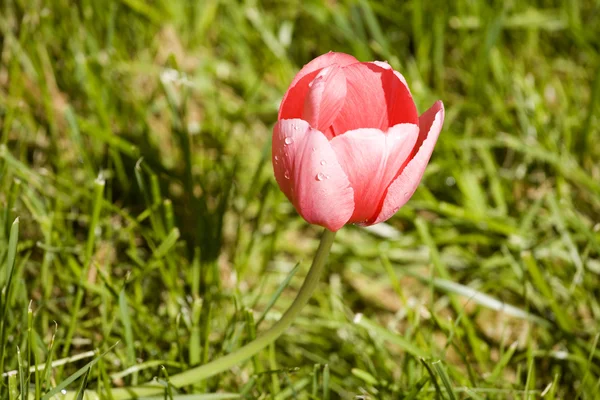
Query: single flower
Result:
<box><xmin>273</xmin><ymin>52</ymin><xmax>445</xmax><ymax>231</ymax></box>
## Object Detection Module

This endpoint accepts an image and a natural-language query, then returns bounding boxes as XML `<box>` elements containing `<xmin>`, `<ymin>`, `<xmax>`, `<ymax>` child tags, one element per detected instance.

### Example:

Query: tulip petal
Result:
<box><xmin>370</xmin><ymin>61</ymin><xmax>418</xmax><ymax>127</ymax></box>
<box><xmin>331</xmin><ymin>63</ymin><xmax>418</xmax><ymax>135</ymax></box>
<box><xmin>302</xmin><ymin>65</ymin><xmax>347</xmax><ymax>137</ymax></box>
<box><xmin>372</xmin><ymin>61</ymin><xmax>411</xmax><ymax>94</ymax></box>
<box><xmin>289</xmin><ymin>52</ymin><xmax>359</xmax><ymax>90</ymax></box>
<box><xmin>279</xmin><ymin>52</ymin><xmax>359</xmax><ymax>121</ymax></box>
<box><xmin>330</xmin><ymin>123</ymin><xmax>419</xmax><ymax>223</ymax></box>
<box><xmin>370</xmin><ymin>101</ymin><xmax>445</xmax><ymax>225</ymax></box>
<box><xmin>272</xmin><ymin>119</ymin><xmax>355</xmax><ymax>231</ymax></box>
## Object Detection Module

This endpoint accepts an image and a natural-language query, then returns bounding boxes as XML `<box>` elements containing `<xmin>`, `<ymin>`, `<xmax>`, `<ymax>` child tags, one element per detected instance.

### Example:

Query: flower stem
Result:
<box><xmin>109</xmin><ymin>229</ymin><xmax>336</xmax><ymax>399</ymax></box>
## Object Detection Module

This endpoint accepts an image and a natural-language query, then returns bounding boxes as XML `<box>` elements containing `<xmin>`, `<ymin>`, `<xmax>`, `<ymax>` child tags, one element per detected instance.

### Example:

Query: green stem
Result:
<box><xmin>109</xmin><ymin>229</ymin><xmax>336</xmax><ymax>399</ymax></box>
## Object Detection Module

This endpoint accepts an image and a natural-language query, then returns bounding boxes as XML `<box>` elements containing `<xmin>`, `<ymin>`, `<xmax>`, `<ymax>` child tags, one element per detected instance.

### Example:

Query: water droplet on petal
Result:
<box><xmin>284</xmin><ymin>171</ymin><xmax>290</xmax><ymax>179</ymax></box>
<box><xmin>403</xmin><ymin>191</ymin><xmax>410</xmax><ymax>198</ymax></box>
<box><xmin>392</xmin><ymin>207</ymin><xmax>400</xmax><ymax>213</ymax></box>
<box><xmin>316</xmin><ymin>172</ymin><xmax>326</xmax><ymax>181</ymax></box>
<box><xmin>320</xmin><ymin>160</ymin><xmax>327</xmax><ymax>166</ymax></box>
<box><xmin>274</xmin><ymin>155</ymin><xmax>279</xmax><ymax>161</ymax></box>
<box><xmin>311</xmin><ymin>147</ymin><xmax>316</xmax><ymax>152</ymax></box>
<box><xmin>284</xmin><ymin>137</ymin><xmax>293</xmax><ymax>145</ymax></box>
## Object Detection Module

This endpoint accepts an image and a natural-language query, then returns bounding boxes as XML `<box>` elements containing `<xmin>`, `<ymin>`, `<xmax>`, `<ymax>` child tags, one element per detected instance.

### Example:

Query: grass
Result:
<box><xmin>1</xmin><ymin>0</ymin><xmax>599</xmax><ymax>398</ymax></box>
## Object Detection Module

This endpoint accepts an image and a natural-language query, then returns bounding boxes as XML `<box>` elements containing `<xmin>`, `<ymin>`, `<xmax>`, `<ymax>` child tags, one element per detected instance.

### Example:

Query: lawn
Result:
<box><xmin>1</xmin><ymin>0</ymin><xmax>600</xmax><ymax>398</ymax></box>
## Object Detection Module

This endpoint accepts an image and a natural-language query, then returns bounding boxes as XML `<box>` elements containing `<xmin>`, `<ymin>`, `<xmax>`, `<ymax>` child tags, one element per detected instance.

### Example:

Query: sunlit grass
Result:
<box><xmin>1</xmin><ymin>0</ymin><xmax>599</xmax><ymax>398</ymax></box>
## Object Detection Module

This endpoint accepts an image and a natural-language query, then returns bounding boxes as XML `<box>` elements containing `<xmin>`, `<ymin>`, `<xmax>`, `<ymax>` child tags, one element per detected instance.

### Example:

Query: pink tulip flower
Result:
<box><xmin>272</xmin><ymin>52</ymin><xmax>445</xmax><ymax>232</ymax></box>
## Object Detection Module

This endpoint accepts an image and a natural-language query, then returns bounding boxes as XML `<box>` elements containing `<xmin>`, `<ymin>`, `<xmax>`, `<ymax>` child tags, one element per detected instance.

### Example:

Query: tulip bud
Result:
<box><xmin>273</xmin><ymin>52</ymin><xmax>444</xmax><ymax>231</ymax></box>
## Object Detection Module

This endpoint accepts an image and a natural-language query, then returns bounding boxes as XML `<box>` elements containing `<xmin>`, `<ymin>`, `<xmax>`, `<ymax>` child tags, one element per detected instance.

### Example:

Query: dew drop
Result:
<box><xmin>392</xmin><ymin>207</ymin><xmax>400</xmax><ymax>214</ymax></box>
<box><xmin>316</xmin><ymin>172</ymin><xmax>326</xmax><ymax>181</ymax></box>
<box><xmin>320</xmin><ymin>160</ymin><xmax>327</xmax><ymax>166</ymax></box>
<box><xmin>311</xmin><ymin>147</ymin><xmax>316</xmax><ymax>152</ymax></box>
<box><xmin>274</xmin><ymin>155</ymin><xmax>279</xmax><ymax>162</ymax></box>
<box><xmin>284</xmin><ymin>137</ymin><xmax>293</xmax><ymax>145</ymax></box>
<box><xmin>284</xmin><ymin>171</ymin><xmax>290</xmax><ymax>179</ymax></box>
<box><xmin>403</xmin><ymin>191</ymin><xmax>410</xmax><ymax>198</ymax></box>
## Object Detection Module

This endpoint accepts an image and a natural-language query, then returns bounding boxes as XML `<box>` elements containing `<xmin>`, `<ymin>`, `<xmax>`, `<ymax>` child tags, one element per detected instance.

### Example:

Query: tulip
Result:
<box><xmin>272</xmin><ymin>52</ymin><xmax>445</xmax><ymax>231</ymax></box>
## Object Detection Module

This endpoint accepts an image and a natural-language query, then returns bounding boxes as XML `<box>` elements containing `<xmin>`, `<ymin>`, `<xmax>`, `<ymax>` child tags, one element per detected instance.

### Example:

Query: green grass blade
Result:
<box><xmin>256</xmin><ymin>263</ymin><xmax>300</xmax><ymax>327</ymax></box>
<box><xmin>42</xmin><ymin>344</ymin><xmax>118</xmax><ymax>400</ymax></box>
<box><xmin>0</xmin><ymin>218</ymin><xmax>20</xmax><ymax>384</ymax></box>
<box><xmin>433</xmin><ymin>361</ymin><xmax>456</xmax><ymax>400</ymax></box>
<box><xmin>119</xmin><ymin>289</ymin><xmax>137</xmax><ymax>385</ymax></box>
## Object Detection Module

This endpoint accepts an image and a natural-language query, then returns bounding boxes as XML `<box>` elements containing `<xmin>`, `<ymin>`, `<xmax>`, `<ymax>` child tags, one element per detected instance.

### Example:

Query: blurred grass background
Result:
<box><xmin>1</xmin><ymin>0</ymin><xmax>600</xmax><ymax>398</ymax></box>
